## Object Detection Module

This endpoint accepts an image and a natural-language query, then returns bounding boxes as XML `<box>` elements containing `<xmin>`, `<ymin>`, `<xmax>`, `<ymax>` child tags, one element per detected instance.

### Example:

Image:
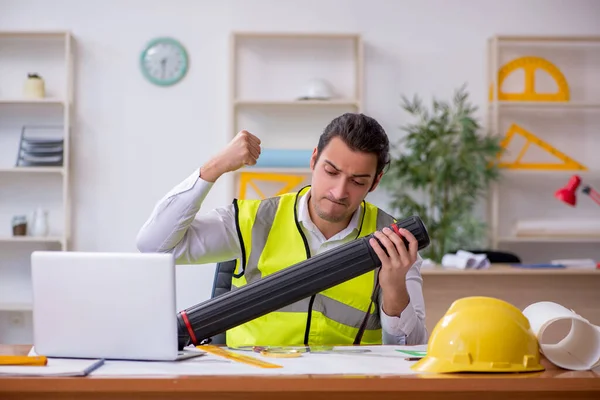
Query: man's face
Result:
<box><xmin>309</xmin><ymin>136</ymin><xmax>382</xmax><ymax>224</ymax></box>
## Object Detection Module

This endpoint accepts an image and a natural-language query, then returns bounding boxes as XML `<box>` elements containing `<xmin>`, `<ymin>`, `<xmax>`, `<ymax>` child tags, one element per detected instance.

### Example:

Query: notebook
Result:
<box><xmin>0</xmin><ymin>358</ymin><xmax>104</xmax><ymax>376</ymax></box>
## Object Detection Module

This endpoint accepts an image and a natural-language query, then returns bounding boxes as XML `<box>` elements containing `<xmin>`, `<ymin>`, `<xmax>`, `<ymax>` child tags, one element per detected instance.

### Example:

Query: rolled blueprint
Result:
<box><xmin>523</xmin><ymin>301</ymin><xmax>600</xmax><ymax>371</ymax></box>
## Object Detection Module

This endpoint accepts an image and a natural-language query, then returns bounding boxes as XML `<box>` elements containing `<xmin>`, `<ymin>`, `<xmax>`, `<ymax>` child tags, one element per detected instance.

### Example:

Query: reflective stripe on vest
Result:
<box><xmin>227</xmin><ymin>186</ymin><xmax>395</xmax><ymax>348</ymax></box>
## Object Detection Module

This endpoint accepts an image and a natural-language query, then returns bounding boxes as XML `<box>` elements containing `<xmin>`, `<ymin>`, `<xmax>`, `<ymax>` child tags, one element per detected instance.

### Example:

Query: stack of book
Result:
<box><xmin>15</xmin><ymin>126</ymin><xmax>64</xmax><ymax>167</ymax></box>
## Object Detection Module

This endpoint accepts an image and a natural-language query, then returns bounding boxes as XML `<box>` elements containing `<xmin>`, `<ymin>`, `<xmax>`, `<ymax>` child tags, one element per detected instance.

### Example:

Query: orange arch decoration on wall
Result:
<box><xmin>489</xmin><ymin>56</ymin><xmax>570</xmax><ymax>102</ymax></box>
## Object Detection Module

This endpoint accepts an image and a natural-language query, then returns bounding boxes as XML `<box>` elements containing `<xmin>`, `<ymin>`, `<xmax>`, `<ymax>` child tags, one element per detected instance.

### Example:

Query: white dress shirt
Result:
<box><xmin>136</xmin><ymin>169</ymin><xmax>428</xmax><ymax>345</ymax></box>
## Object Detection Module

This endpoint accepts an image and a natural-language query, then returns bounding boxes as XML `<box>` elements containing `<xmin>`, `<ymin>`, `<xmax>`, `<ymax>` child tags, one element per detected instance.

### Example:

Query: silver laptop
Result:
<box><xmin>31</xmin><ymin>251</ymin><xmax>201</xmax><ymax>361</ymax></box>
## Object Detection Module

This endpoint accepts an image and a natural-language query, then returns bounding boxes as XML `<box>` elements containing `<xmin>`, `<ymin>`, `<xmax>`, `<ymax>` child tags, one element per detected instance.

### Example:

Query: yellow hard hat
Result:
<box><xmin>411</xmin><ymin>296</ymin><xmax>545</xmax><ymax>373</ymax></box>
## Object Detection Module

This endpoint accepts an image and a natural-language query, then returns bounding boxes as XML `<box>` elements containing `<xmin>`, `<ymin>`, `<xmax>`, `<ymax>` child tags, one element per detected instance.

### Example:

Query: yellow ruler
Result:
<box><xmin>197</xmin><ymin>345</ymin><xmax>283</xmax><ymax>369</ymax></box>
<box><xmin>496</xmin><ymin>123</ymin><xmax>587</xmax><ymax>171</ymax></box>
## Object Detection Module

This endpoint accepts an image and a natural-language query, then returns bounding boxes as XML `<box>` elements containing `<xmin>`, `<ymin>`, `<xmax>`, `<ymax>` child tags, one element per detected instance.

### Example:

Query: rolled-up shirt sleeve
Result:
<box><xmin>379</xmin><ymin>256</ymin><xmax>428</xmax><ymax>345</ymax></box>
<box><xmin>136</xmin><ymin>169</ymin><xmax>241</xmax><ymax>265</ymax></box>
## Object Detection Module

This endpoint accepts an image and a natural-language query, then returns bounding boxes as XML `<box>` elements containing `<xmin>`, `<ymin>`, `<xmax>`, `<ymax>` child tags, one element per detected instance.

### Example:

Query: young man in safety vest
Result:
<box><xmin>137</xmin><ymin>113</ymin><xmax>428</xmax><ymax>347</ymax></box>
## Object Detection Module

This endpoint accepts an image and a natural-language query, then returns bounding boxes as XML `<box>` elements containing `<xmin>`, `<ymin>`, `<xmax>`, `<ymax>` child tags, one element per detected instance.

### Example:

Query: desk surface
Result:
<box><xmin>1</xmin><ymin>345</ymin><xmax>599</xmax><ymax>400</ymax></box>
<box><xmin>421</xmin><ymin>263</ymin><xmax>600</xmax><ymax>275</ymax></box>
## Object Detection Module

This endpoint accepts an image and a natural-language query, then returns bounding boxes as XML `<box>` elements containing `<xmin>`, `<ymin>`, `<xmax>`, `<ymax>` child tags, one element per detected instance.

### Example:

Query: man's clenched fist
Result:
<box><xmin>200</xmin><ymin>130</ymin><xmax>261</xmax><ymax>182</ymax></box>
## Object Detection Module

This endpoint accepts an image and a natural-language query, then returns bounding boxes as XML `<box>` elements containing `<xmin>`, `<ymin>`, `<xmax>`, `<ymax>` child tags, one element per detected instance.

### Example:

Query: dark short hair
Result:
<box><xmin>316</xmin><ymin>113</ymin><xmax>390</xmax><ymax>178</ymax></box>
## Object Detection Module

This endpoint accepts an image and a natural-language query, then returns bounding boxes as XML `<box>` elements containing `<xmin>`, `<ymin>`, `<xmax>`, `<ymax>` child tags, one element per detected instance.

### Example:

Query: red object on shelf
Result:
<box><xmin>555</xmin><ymin>175</ymin><xmax>581</xmax><ymax>206</ymax></box>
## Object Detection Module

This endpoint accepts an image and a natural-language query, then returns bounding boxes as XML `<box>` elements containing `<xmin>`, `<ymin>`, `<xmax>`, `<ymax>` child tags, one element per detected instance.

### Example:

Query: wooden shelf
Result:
<box><xmin>498</xmin><ymin>169</ymin><xmax>600</xmax><ymax>179</ymax></box>
<box><xmin>237</xmin><ymin>167</ymin><xmax>312</xmax><ymax>174</ymax></box>
<box><xmin>486</xmin><ymin>34</ymin><xmax>600</xmax><ymax>250</ymax></box>
<box><xmin>489</xmin><ymin>101</ymin><xmax>600</xmax><ymax>110</ymax></box>
<box><xmin>0</xmin><ymin>167</ymin><xmax>64</xmax><ymax>174</ymax></box>
<box><xmin>489</xmin><ymin>101</ymin><xmax>600</xmax><ymax>109</ymax></box>
<box><xmin>0</xmin><ymin>30</ymin><xmax>73</xmax><ymax>343</ymax></box>
<box><xmin>0</xmin><ymin>302</ymin><xmax>33</xmax><ymax>312</ymax></box>
<box><xmin>492</xmin><ymin>35</ymin><xmax>600</xmax><ymax>44</ymax></box>
<box><xmin>0</xmin><ymin>236</ymin><xmax>64</xmax><ymax>244</ymax></box>
<box><xmin>230</xmin><ymin>31</ymin><xmax>362</xmax><ymax>201</ymax></box>
<box><xmin>0</xmin><ymin>98</ymin><xmax>65</xmax><ymax>105</ymax></box>
<box><xmin>233</xmin><ymin>32</ymin><xmax>360</xmax><ymax>40</ymax></box>
<box><xmin>421</xmin><ymin>264</ymin><xmax>600</xmax><ymax>275</ymax></box>
<box><xmin>235</xmin><ymin>99</ymin><xmax>360</xmax><ymax>107</ymax></box>
<box><xmin>0</xmin><ymin>31</ymin><xmax>70</xmax><ymax>39</ymax></box>
<box><xmin>498</xmin><ymin>236</ymin><xmax>600</xmax><ymax>243</ymax></box>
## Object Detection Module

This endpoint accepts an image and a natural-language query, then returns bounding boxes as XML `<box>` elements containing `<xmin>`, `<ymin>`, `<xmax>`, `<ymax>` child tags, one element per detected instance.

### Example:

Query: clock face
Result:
<box><xmin>140</xmin><ymin>37</ymin><xmax>189</xmax><ymax>86</ymax></box>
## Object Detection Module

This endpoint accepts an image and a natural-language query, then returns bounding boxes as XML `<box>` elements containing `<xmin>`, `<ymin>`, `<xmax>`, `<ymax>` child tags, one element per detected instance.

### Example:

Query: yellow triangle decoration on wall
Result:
<box><xmin>238</xmin><ymin>172</ymin><xmax>307</xmax><ymax>200</ymax></box>
<box><xmin>496</xmin><ymin>124</ymin><xmax>587</xmax><ymax>171</ymax></box>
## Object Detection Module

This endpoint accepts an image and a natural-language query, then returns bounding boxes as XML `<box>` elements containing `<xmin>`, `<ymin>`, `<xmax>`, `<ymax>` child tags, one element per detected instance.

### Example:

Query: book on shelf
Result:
<box><xmin>15</xmin><ymin>125</ymin><xmax>64</xmax><ymax>167</ymax></box>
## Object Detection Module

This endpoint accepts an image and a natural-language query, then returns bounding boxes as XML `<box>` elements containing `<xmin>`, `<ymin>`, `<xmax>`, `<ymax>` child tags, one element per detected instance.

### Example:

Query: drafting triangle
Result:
<box><xmin>238</xmin><ymin>172</ymin><xmax>307</xmax><ymax>200</ymax></box>
<box><xmin>496</xmin><ymin>124</ymin><xmax>587</xmax><ymax>171</ymax></box>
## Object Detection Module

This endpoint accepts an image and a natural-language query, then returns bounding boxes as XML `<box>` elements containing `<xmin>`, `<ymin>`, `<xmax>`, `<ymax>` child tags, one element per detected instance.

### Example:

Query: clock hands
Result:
<box><xmin>160</xmin><ymin>58</ymin><xmax>167</xmax><ymax>79</ymax></box>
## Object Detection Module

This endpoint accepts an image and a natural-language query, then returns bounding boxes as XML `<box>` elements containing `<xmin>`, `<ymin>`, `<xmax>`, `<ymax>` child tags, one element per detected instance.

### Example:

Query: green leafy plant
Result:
<box><xmin>381</xmin><ymin>85</ymin><xmax>503</xmax><ymax>263</ymax></box>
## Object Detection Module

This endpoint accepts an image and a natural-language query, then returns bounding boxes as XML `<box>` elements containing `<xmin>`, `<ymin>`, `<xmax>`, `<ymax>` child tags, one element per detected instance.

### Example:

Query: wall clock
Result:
<box><xmin>140</xmin><ymin>37</ymin><xmax>189</xmax><ymax>86</ymax></box>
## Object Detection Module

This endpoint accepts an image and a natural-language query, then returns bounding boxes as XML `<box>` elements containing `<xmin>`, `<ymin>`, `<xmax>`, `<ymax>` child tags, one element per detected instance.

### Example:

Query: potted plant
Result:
<box><xmin>381</xmin><ymin>85</ymin><xmax>503</xmax><ymax>263</ymax></box>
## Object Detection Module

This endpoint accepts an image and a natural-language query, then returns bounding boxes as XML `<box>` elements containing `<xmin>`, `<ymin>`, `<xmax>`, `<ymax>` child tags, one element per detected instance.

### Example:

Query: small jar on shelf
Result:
<box><xmin>12</xmin><ymin>215</ymin><xmax>27</xmax><ymax>236</ymax></box>
<box><xmin>23</xmin><ymin>73</ymin><xmax>46</xmax><ymax>99</ymax></box>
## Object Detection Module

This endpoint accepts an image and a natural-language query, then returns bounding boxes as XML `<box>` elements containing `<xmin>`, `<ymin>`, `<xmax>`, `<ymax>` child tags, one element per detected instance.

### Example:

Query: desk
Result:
<box><xmin>1</xmin><ymin>345</ymin><xmax>599</xmax><ymax>400</ymax></box>
<box><xmin>421</xmin><ymin>264</ymin><xmax>600</xmax><ymax>343</ymax></box>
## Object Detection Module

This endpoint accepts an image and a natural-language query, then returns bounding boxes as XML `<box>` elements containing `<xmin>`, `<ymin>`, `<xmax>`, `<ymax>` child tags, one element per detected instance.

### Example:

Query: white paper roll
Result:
<box><xmin>523</xmin><ymin>301</ymin><xmax>600</xmax><ymax>371</ymax></box>
<box><xmin>441</xmin><ymin>254</ymin><xmax>470</xmax><ymax>269</ymax></box>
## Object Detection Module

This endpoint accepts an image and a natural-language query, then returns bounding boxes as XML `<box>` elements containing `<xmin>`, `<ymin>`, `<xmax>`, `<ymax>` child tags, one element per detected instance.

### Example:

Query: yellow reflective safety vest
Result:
<box><xmin>226</xmin><ymin>186</ymin><xmax>396</xmax><ymax>348</ymax></box>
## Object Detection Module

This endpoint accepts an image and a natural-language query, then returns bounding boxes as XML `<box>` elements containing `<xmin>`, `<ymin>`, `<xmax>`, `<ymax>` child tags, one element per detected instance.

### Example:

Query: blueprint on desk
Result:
<box><xmin>89</xmin><ymin>345</ymin><xmax>427</xmax><ymax>377</ymax></box>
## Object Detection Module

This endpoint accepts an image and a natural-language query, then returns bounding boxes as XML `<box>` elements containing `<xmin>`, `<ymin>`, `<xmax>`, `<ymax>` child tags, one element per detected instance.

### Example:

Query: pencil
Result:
<box><xmin>0</xmin><ymin>355</ymin><xmax>48</xmax><ymax>366</ymax></box>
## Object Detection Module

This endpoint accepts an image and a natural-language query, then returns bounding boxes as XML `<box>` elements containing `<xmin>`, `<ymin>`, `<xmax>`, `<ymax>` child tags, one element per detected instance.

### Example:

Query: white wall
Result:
<box><xmin>1</xmin><ymin>0</ymin><xmax>599</xmax><ymax>342</ymax></box>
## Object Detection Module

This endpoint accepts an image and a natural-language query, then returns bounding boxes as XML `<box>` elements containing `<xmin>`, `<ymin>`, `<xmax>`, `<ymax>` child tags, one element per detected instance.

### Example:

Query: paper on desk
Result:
<box><xmin>91</xmin><ymin>345</ymin><xmax>424</xmax><ymax>377</ymax></box>
<box><xmin>441</xmin><ymin>250</ymin><xmax>490</xmax><ymax>270</ymax></box>
<box><xmin>0</xmin><ymin>358</ymin><xmax>104</xmax><ymax>376</ymax></box>
<box><xmin>523</xmin><ymin>301</ymin><xmax>600</xmax><ymax>371</ymax></box>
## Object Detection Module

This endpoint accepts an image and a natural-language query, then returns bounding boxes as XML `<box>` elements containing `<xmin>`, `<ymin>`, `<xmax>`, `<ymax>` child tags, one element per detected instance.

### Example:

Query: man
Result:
<box><xmin>137</xmin><ymin>113</ymin><xmax>428</xmax><ymax>347</ymax></box>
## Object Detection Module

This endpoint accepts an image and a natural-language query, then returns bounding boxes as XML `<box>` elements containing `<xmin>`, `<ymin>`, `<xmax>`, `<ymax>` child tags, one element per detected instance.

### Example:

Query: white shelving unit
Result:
<box><xmin>229</xmin><ymin>32</ymin><xmax>363</xmax><ymax>201</ymax></box>
<box><xmin>0</xmin><ymin>31</ymin><xmax>73</xmax><ymax>343</ymax></box>
<box><xmin>0</xmin><ymin>98</ymin><xmax>66</xmax><ymax>105</ymax></box>
<box><xmin>486</xmin><ymin>35</ymin><xmax>600</xmax><ymax>257</ymax></box>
